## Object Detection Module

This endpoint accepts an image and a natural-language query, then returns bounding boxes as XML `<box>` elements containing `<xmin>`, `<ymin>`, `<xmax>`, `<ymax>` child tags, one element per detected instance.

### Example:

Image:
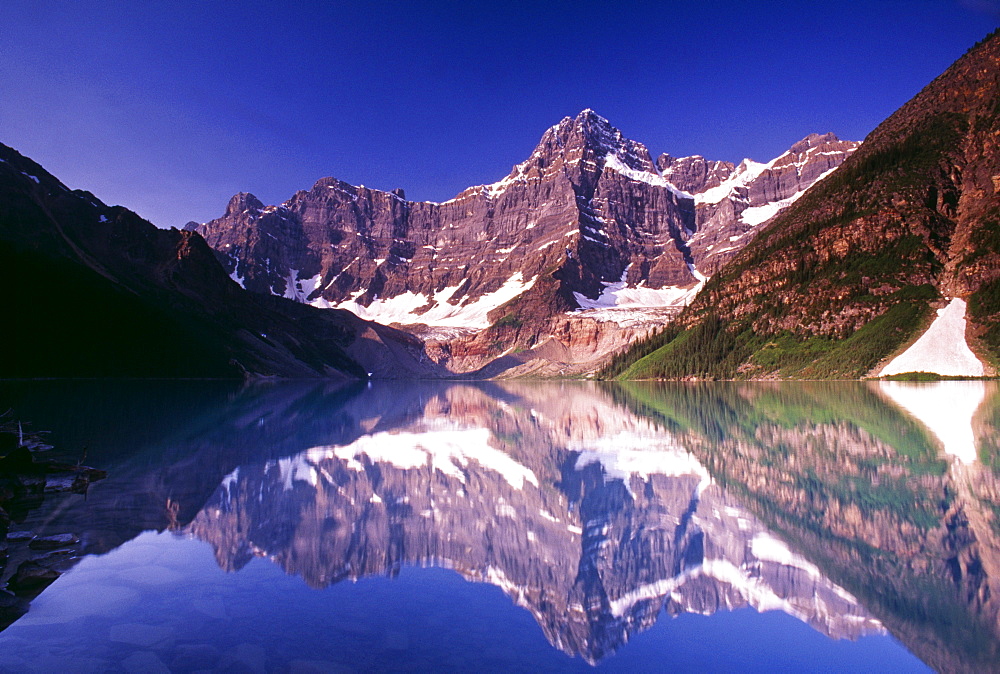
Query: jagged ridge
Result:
<box><xmin>195</xmin><ymin>111</ymin><xmax>856</xmax><ymax>376</ymax></box>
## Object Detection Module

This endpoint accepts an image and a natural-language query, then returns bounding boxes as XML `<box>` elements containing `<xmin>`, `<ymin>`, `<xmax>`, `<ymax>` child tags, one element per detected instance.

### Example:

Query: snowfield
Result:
<box><xmin>880</xmin><ymin>298</ymin><xmax>985</xmax><ymax>377</ymax></box>
<box><xmin>572</xmin><ymin>265</ymin><xmax>706</xmax><ymax>326</ymax></box>
<box><xmin>311</xmin><ymin>272</ymin><xmax>537</xmax><ymax>329</ymax></box>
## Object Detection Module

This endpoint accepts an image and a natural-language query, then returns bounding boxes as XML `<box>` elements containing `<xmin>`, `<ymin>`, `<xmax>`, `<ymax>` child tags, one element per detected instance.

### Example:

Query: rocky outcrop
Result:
<box><xmin>195</xmin><ymin>112</ymin><xmax>857</xmax><ymax>375</ymax></box>
<box><xmin>0</xmin><ymin>416</ymin><xmax>104</xmax><ymax>630</ymax></box>
<box><xmin>658</xmin><ymin>154</ymin><xmax>735</xmax><ymax>194</ymax></box>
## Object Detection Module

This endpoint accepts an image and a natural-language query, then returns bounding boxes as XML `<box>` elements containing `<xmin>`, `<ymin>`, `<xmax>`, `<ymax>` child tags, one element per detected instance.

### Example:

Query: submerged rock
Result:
<box><xmin>28</xmin><ymin>533</ymin><xmax>79</xmax><ymax>551</ymax></box>
<box><xmin>7</xmin><ymin>561</ymin><xmax>59</xmax><ymax>592</ymax></box>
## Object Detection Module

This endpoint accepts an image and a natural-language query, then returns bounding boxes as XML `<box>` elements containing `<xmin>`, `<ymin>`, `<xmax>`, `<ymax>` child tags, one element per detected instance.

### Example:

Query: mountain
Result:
<box><xmin>609</xmin><ymin>29</ymin><xmax>1000</xmax><ymax>380</ymax></box>
<box><xmin>0</xmin><ymin>144</ymin><xmax>441</xmax><ymax>379</ymax></box>
<box><xmin>194</xmin><ymin>112</ymin><xmax>856</xmax><ymax>376</ymax></box>
<box><xmin>663</xmin><ymin>132</ymin><xmax>861</xmax><ymax>276</ymax></box>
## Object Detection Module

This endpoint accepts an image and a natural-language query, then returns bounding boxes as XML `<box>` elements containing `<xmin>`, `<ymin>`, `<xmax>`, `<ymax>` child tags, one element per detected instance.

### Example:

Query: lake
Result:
<box><xmin>1</xmin><ymin>379</ymin><xmax>997</xmax><ymax>672</ymax></box>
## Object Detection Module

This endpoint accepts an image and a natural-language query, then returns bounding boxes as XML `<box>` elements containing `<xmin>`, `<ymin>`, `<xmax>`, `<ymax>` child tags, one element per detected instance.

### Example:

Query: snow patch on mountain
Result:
<box><xmin>603</xmin><ymin>153</ymin><xmax>693</xmax><ymax>200</ymax></box>
<box><xmin>690</xmin><ymin>143</ymin><xmax>855</xmax><ymax>208</ymax></box>
<box><xmin>880</xmin><ymin>298</ymin><xmax>985</xmax><ymax>377</ymax></box>
<box><xmin>738</xmin><ymin>166</ymin><xmax>838</xmax><ymax>226</ymax></box>
<box><xmin>317</xmin><ymin>272</ymin><xmax>537</xmax><ymax>329</ymax></box>
<box><xmin>572</xmin><ymin>266</ymin><xmax>705</xmax><ymax>325</ymax></box>
<box><xmin>694</xmin><ymin>158</ymin><xmax>770</xmax><ymax>205</ymax></box>
<box><xmin>280</xmin><ymin>269</ymin><xmax>323</xmax><ymax>302</ymax></box>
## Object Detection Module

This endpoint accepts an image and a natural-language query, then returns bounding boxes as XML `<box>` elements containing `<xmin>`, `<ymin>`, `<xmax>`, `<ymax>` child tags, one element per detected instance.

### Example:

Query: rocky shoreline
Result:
<box><xmin>0</xmin><ymin>414</ymin><xmax>105</xmax><ymax>629</ymax></box>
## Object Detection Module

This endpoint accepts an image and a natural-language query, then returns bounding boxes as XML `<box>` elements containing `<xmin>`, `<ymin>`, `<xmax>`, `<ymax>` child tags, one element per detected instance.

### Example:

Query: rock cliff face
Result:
<box><xmin>195</xmin><ymin>112</ymin><xmax>856</xmax><ymax>374</ymax></box>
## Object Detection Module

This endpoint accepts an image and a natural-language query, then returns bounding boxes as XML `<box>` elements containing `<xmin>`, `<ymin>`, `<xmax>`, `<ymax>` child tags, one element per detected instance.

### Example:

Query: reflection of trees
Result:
<box><xmin>613</xmin><ymin>381</ymin><xmax>1000</xmax><ymax>674</ymax></box>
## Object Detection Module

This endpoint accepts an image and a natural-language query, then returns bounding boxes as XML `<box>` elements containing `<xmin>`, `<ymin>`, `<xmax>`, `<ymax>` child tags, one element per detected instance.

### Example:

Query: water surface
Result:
<box><xmin>1</xmin><ymin>379</ymin><xmax>998</xmax><ymax>672</ymax></box>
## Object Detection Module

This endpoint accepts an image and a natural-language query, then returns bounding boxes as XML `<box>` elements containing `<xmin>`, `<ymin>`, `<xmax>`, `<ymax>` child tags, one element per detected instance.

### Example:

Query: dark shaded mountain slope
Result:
<box><xmin>0</xmin><ymin>144</ymin><xmax>439</xmax><ymax>379</ymax></box>
<box><xmin>608</xmin><ymin>30</ymin><xmax>1000</xmax><ymax>380</ymax></box>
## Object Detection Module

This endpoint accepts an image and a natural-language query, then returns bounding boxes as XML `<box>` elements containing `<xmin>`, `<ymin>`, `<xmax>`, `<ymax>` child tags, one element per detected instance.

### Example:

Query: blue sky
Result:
<box><xmin>2</xmin><ymin>1</ymin><xmax>997</xmax><ymax>228</ymax></box>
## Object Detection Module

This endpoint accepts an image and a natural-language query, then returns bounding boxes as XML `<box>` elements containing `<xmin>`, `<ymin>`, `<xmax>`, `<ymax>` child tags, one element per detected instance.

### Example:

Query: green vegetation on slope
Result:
<box><xmin>607</xmin><ymin>287</ymin><xmax>933</xmax><ymax>380</ymax></box>
<box><xmin>966</xmin><ymin>210</ymin><xmax>1000</xmax><ymax>366</ymax></box>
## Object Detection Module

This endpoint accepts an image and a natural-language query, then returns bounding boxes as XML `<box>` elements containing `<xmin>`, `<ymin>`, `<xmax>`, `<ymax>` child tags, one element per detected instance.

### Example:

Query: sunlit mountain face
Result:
<box><xmin>0</xmin><ymin>380</ymin><xmax>997</xmax><ymax>670</ymax></box>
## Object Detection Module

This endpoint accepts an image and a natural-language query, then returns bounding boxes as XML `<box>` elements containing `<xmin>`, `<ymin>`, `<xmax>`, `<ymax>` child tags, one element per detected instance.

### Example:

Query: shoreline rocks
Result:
<box><xmin>0</xmin><ymin>418</ymin><xmax>106</xmax><ymax>630</ymax></box>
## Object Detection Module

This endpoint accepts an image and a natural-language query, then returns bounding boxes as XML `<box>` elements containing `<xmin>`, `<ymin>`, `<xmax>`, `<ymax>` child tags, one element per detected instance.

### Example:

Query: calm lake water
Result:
<box><xmin>1</xmin><ymin>379</ymin><xmax>998</xmax><ymax>672</ymax></box>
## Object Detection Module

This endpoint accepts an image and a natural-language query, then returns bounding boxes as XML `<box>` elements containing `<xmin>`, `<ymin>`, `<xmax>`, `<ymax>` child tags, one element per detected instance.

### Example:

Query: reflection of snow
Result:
<box><xmin>608</xmin><ymin>558</ymin><xmax>860</xmax><ymax>622</ymax></box>
<box><xmin>880</xmin><ymin>298</ymin><xmax>984</xmax><ymax>377</ymax></box>
<box><xmin>571</xmin><ymin>430</ymin><xmax>711</xmax><ymax>496</ymax></box>
<box><xmin>750</xmin><ymin>533</ymin><xmax>822</xmax><ymax>582</ymax></box>
<box><xmin>879</xmin><ymin>380</ymin><xmax>987</xmax><ymax>464</ymax></box>
<box><xmin>306</xmin><ymin>424</ymin><xmax>539</xmax><ymax>489</ymax></box>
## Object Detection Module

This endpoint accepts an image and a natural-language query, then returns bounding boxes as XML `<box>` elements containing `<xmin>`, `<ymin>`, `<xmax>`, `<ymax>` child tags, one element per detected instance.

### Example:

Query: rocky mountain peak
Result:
<box><xmin>657</xmin><ymin>153</ymin><xmax>736</xmax><ymax>194</ymax></box>
<box><xmin>306</xmin><ymin>176</ymin><xmax>358</xmax><ymax>198</ymax></box>
<box><xmin>225</xmin><ymin>192</ymin><xmax>264</xmax><ymax>217</ymax></box>
<box><xmin>788</xmin><ymin>131</ymin><xmax>841</xmax><ymax>154</ymax></box>
<box><xmin>195</xmin><ymin>110</ymin><xmax>858</xmax><ymax>377</ymax></box>
<box><xmin>515</xmin><ymin>109</ymin><xmax>658</xmax><ymax>187</ymax></box>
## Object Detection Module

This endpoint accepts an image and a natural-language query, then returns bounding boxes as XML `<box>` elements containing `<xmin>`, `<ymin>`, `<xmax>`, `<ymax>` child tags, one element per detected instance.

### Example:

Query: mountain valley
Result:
<box><xmin>2</xmin><ymin>31</ymin><xmax>998</xmax><ymax>381</ymax></box>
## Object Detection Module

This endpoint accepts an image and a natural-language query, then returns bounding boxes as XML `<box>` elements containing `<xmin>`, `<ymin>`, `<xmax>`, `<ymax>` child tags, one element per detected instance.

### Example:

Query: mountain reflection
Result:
<box><xmin>8</xmin><ymin>379</ymin><xmax>998</xmax><ymax>670</ymax></box>
<box><xmin>183</xmin><ymin>381</ymin><xmax>946</xmax><ymax>665</ymax></box>
<box><xmin>613</xmin><ymin>380</ymin><xmax>1000</xmax><ymax>673</ymax></box>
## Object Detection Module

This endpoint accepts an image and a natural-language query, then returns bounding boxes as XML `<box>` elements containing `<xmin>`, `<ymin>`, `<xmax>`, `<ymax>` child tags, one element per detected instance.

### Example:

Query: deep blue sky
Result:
<box><xmin>2</xmin><ymin>1</ymin><xmax>997</xmax><ymax>228</ymax></box>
